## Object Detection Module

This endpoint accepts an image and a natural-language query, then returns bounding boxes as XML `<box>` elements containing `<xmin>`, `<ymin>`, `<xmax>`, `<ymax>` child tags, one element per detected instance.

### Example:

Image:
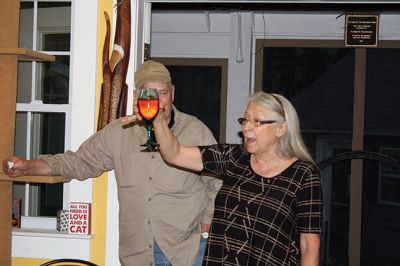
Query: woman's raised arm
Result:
<box><xmin>153</xmin><ymin>107</ymin><xmax>204</xmax><ymax>172</ymax></box>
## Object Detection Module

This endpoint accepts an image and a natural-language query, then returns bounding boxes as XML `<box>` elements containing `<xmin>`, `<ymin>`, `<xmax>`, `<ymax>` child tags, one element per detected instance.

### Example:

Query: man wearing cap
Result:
<box><xmin>3</xmin><ymin>60</ymin><xmax>222</xmax><ymax>266</ymax></box>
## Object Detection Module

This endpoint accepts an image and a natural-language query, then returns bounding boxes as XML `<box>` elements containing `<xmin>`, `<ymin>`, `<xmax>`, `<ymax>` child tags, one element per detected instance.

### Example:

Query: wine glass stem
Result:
<box><xmin>146</xmin><ymin>122</ymin><xmax>152</xmax><ymax>143</ymax></box>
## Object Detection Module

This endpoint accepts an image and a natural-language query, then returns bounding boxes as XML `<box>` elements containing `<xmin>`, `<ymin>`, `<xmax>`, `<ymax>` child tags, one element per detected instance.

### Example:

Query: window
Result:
<box><xmin>13</xmin><ymin>1</ymin><xmax>71</xmax><ymax>218</ymax></box>
<box><xmin>11</xmin><ymin>0</ymin><xmax>97</xmax><ymax>259</ymax></box>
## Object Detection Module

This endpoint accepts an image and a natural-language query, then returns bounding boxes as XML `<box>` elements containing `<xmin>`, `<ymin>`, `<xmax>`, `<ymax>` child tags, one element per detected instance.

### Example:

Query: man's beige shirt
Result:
<box><xmin>41</xmin><ymin>107</ymin><xmax>222</xmax><ymax>266</ymax></box>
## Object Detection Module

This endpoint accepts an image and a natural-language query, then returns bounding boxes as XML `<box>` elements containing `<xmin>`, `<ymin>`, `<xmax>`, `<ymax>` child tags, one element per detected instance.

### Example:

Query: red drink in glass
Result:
<box><xmin>138</xmin><ymin>99</ymin><xmax>159</xmax><ymax>120</ymax></box>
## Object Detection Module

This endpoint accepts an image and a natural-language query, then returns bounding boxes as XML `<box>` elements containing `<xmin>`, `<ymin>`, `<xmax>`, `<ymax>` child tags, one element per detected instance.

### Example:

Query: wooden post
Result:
<box><xmin>0</xmin><ymin>0</ymin><xmax>20</xmax><ymax>265</ymax></box>
<box><xmin>349</xmin><ymin>48</ymin><xmax>366</xmax><ymax>266</ymax></box>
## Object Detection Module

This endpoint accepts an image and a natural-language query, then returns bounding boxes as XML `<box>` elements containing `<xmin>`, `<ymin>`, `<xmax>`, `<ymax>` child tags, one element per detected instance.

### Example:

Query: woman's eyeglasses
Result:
<box><xmin>238</xmin><ymin>118</ymin><xmax>278</xmax><ymax>127</ymax></box>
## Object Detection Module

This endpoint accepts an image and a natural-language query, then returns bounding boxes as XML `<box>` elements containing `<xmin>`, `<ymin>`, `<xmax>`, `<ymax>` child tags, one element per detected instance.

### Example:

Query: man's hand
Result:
<box><xmin>2</xmin><ymin>156</ymin><xmax>30</xmax><ymax>177</ymax></box>
<box><xmin>120</xmin><ymin>95</ymin><xmax>143</xmax><ymax>125</ymax></box>
<box><xmin>2</xmin><ymin>157</ymin><xmax>52</xmax><ymax>177</ymax></box>
<box><xmin>121</xmin><ymin>113</ymin><xmax>140</xmax><ymax>125</ymax></box>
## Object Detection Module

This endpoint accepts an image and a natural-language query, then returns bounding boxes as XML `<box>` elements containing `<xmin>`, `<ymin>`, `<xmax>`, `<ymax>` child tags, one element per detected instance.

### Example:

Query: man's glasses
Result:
<box><xmin>157</xmin><ymin>89</ymin><xmax>170</xmax><ymax>96</ymax></box>
<box><xmin>141</xmin><ymin>88</ymin><xmax>170</xmax><ymax>97</ymax></box>
<box><xmin>238</xmin><ymin>118</ymin><xmax>278</xmax><ymax>127</ymax></box>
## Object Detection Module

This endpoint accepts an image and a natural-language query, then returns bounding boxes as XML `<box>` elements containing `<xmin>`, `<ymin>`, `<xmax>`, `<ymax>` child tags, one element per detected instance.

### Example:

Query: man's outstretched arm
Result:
<box><xmin>2</xmin><ymin>156</ymin><xmax>52</xmax><ymax>177</ymax></box>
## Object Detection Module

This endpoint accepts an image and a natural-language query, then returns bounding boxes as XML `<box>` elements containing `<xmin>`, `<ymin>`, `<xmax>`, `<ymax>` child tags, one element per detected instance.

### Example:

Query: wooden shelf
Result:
<box><xmin>0</xmin><ymin>47</ymin><xmax>55</xmax><ymax>61</ymax></box>
<box><xmin>0</xmin><ymin>173</ymin><xmax>68</xmax><ymax>184</ymax></box>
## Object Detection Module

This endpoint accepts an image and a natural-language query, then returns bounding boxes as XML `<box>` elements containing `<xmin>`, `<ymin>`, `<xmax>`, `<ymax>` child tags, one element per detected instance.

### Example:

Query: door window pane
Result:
<box><xmin>167</xmin><ymin>65</ymin><xmax>222</xmax><ymax>141</ymax></box>
<box><xmin>42</xmin><ymin>33</ymin><xmax>71</xmax><ymax>51</ymax></box>
<box><xmin>262</xmin><ymin>47</ymin><xmax>355</xmax><ymax>134</ymax></box>
<box><xmin>30</xmin><ymin>112</ymin><xmax>66</xmax><ymax>158</ymax></box>
<box><xmin>16</xmin><ymin>62</ymin><xmax>33</xmax><ymax>103</ymax></box>
<box><xmin>19</xmin><ymin>2</ymin><xmax>34</xmax><ymax>49</ymax></box>
<box><xmin>37</xmin><ymin>2</ymin><xmax>71</xmax><ymax>48</ymax></box>
<box><xmin>28</xmin><ymin>183</ymin><xmax>63</xmax><ymax>217</ymax></box>
<box><xmin>379</xmin><ymin>148</ymin><xmax>400</xmax><ymax>204</ymax></box>
<box><xmin>326</xmin><ymin>150</ymin><xmax>351</xmax><ymax>266</ymax></box>
<box><xmin>13</xmin><ymin>112</ymin><xmax>66</xmax><ymax>217</ymax></box>
<box><xmin>39</xmin><ymin>56</ymin><xmax>70</xmax><ymax>104</ymax></box>
<box><xmin>17</xmin><ymin>57</ymin><xmax>70</xmax><ymax>105</ymax></box>
<box><xmin>362</xmin><ymin>48</ymin><xmax>400</xmax><ymax>265</ymax></box>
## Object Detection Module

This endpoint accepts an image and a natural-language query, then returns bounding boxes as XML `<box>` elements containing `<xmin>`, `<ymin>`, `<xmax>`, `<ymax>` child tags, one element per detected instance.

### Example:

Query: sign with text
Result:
<box><xmin>345</xmin><ymin>14</ymin><xmax>379</xmax><ymax>47</ymax></box>
<box><xmin>68</xmin><ymin>202</ymin><xmax>91</xmax><ymax>235</ymax></box>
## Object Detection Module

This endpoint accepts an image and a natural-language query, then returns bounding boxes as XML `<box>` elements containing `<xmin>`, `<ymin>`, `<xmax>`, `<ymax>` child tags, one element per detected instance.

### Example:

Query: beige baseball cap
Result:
<box><xmin>134</xmin><ymin>60</ymin><xmax>172</xmax><ymax>89</ymax></box>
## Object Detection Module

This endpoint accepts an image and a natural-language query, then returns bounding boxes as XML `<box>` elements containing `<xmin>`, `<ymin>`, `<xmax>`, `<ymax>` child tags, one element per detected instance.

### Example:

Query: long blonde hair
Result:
<box><xmin>248</xmin><ymin>91</ymin><xmax>315</xmax><ymax>164</ymax></box>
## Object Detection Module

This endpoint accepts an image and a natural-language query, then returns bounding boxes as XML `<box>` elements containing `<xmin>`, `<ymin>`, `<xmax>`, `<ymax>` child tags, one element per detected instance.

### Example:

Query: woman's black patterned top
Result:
<box><xmin>199</xmin><ymin>144</ymin><xmax>323</xmax><ymax>266</ymax></box>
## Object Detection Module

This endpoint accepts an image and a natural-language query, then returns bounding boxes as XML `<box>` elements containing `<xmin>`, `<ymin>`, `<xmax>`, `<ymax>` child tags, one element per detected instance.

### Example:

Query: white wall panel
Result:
<box><xmin>12</xmin><ymin>232</ymin><xmax>91</xmax><ymax>259</ymax></box>
<box><xmin>380</xmin><ymin>14</ymin><xmax>400</xmax><ymax>39</ymax></box>
<box><xmin>253</xmin><ymin>12</ymin><xmax>345</xmax><ymax>38</ymax></box>
<box><xmin>105</xmin><ymin>171</ymin><xmax>120</xmax><ymax>266</ymax></box>
<box><xmin>151</xmin><ymin>33</ymin><xmax>230</xmax><ymax>58</ymax></box>
<box><xmin>68</xmin><ymin>0</ymin><xmax>98</xmax><ymax>203</ymax></box>
<box><xmin>152</xmin><ymin>12</ymin><xmax>230</xmax><ymax>32</ymax></box>
<box><xmin>225</xmin><ymin>12</ymin><xmax>253</xmax><ymax>143</ymax></box>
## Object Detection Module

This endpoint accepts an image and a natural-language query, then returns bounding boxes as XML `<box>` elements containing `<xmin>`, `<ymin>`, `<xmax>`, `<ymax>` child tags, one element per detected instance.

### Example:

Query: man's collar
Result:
<box><xmin>168</xmin><ymin>109</ymin><xmax>175</xmax><ymax>129</ymax></box>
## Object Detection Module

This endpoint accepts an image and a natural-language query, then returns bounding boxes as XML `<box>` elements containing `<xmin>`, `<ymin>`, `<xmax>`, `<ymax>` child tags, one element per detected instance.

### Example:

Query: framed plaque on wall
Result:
<box><xmin>345</xmin><ymin>14</ymin><xmax>379</xmax><ymax>48</ymax></box>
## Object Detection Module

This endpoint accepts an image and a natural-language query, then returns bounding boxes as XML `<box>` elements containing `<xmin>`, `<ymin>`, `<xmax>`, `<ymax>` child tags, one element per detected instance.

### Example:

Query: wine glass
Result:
<box><xmin>138</xmin><ymin>87</ymin><xmax>159</xmax><ymax>152</ymax></box>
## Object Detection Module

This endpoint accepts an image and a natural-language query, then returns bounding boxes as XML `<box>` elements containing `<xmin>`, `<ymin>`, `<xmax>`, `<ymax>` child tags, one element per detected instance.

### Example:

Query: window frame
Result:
<box><xmin>12</xmin><ymin>0</ymin><xmax>97</xmax><ymax>260</ymax></box>
<box><xmin>15</xmin><ymin>0</ymin><xmax>73</xmax><ymax>226</ymax></box>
